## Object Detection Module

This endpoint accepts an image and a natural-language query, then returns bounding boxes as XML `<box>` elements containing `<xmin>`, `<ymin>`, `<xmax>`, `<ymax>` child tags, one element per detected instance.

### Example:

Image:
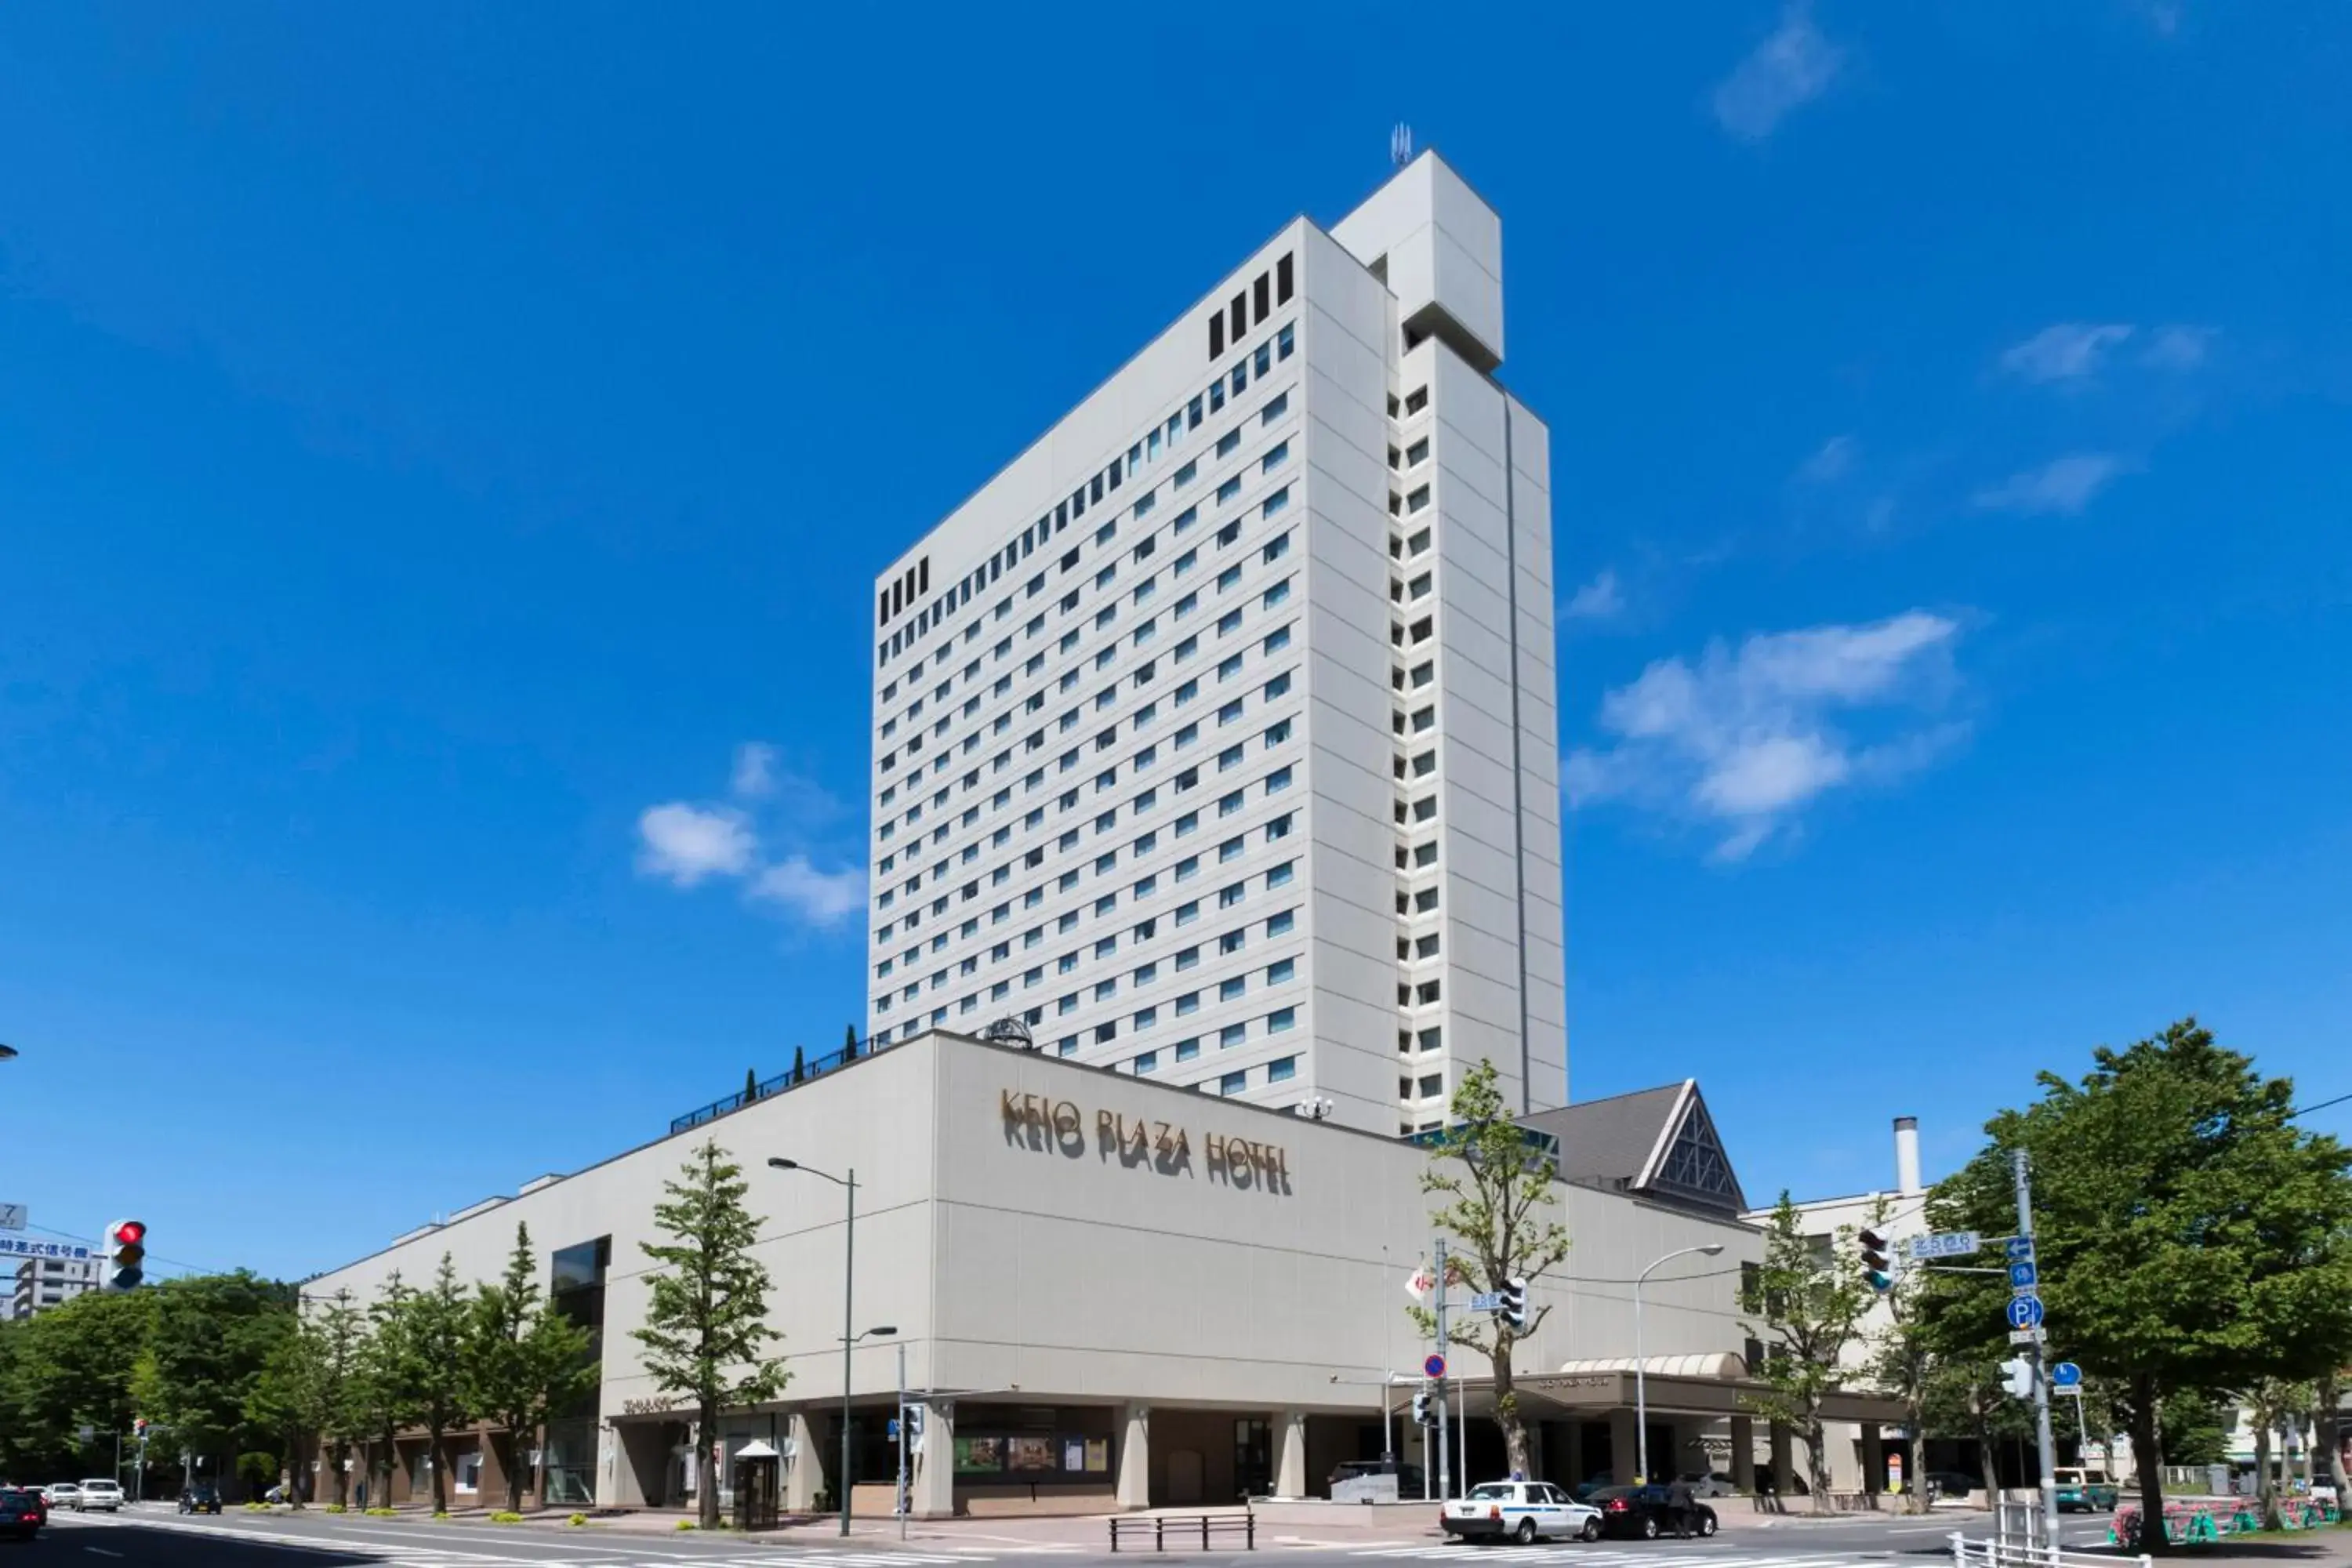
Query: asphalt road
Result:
<box><xmin>38</xmin><ymin>1504</ymin><xmax>2129</xmax><ymax>1568</ymax></box>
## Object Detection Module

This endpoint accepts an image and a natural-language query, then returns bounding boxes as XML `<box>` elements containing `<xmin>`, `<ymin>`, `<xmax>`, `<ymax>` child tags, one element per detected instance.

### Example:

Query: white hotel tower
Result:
<box><xmin>866</xmin><ymin>153</ymin><xmax>1563</xmax><ymax>1135</ymax></box>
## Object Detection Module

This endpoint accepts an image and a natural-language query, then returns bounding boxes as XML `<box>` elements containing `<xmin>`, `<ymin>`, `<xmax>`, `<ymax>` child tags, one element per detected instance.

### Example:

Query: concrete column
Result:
<box><xmin>911</xmin><ymin>1402</ymin><xmax>955</xmax><ymax>1519</ymax></box>
<box><xmin>1608</xmin><ymin>1406</ymin><xmax>1639</xmax><ymax>1483</ymax></box>
<box><xmin>1274</xmin><ymin>1409</ymin><xmax>1307</xmax><ymax>1499</ymax></box>
<box><xmin>1769</xmin><ymin>1421</ymin><xmax>1794</xmax><ymax>1497</ymax></box>
<box><xmin>785</xmin><ymin>1410</ymin><xmax>823</xmax><ymax>1514</ymax></box>
<box><xmin>1859</xmin><ymin>1422</ymin><xmax>1884</xmax><ymax>1497</ymax></box>
<box><xmin>1730</xmin><ymin>1415</ymin><xmax>1756</xmax><ymax>1495</ymax></box>
<box><xmin>1116</xmin><ymin>1405</ymin><xmax>1152</xmax><ymax>1510</ymax></box>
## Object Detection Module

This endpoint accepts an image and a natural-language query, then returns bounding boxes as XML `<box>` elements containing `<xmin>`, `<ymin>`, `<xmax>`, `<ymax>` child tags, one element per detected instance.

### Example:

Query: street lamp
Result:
<box><xmin>770</xmin><ymin>1157</ymin><xmax>862</xmax><ymax>1537</ymax></box>
<box><xmin>1632</xmin><ymin>1243</ymin><xmax>1725</xmax><ymax>1485</ymax></box>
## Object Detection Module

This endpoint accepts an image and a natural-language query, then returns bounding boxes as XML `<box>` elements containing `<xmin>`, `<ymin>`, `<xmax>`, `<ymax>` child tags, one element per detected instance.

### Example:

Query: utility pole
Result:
<box><xmin>1433</xmin><ymin>1237</ymin><xmax>1451</xmax><ymax>1503</ymax></box>
<box><xmin>2013</xmin><ymin>1150</ymin><xmax>2061</xmax><ymax>1548</ymax></box>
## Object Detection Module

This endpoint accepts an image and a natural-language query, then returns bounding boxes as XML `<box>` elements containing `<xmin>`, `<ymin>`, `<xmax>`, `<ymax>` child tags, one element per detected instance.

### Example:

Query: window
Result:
<box><xmin>1406</xmin><ymin>485</ymin><xmax>1431</xmax><ymax>514</ymax></box>
<box><xmin>1261</xmin><ymin>486</ymin><xmax>1290</xmax><ymax>519</ymax></box>
<box><xmin>1265</xmin><ymin>909</ymin><xmax>1294</xmax><ymax>937</ymax></box>
<box><xmin>1216</xmin><ymin>564</ymin><xmax>1241</xmax><ymax>593</ymax></box>
<box><xmin>1277</xmin><ymin>321</ymin><xmax>1294</xmax><ymax>359</ymax></box>
<box><xmin>1261</xmin><ymin>440</ymin><xmax>1288</xmax><ymax>474</ymax></box>
<box><xmin>1134</xmin><ymin>1005</ymin><xmax>1158</xmax><ymax>1030</ymax></box>
<box><xmin>1404</xmin><ymin>386</ymin><xmax>1428</xmax><ymax>415</ymax></box>
<box><xmin>1175</xmin><ymin>946</ymin><xmax>1200</xmax><ymax>971</ymax></box>
<box><xmin>1218</xmin><ymin>881</ymin><xmax>1245</xmax><ymax>909</ymax></box>
<box><xmin>1175</xmin><ymin>1037</ymin><xmax>1200</xmax><ymax>1062</ymax></box>
<box><xmin>1265</xmin><ymin>861</ymin><xmax>1294</xmax><ymax>889</ymax></box>
<box><xmin>1262</xmin><ymin>625</ymin><xmax>1291</xmax><ymax>655</ymax></box>
<box><xmin>1406</xmin><ymin>437</ymin><xmax>1429</xmax><ymax>466</ymax></box>
<box><xmin>1261</xmin><ymin>390</ymin><xmax>1289</xmax><ymax>423</ymax></box>
<box><xmin>1216</xmin><ymin>476</ymin><xmax>1242</xmax><ymax>504</ymax></box>
<box><xmin>1218</xmin><ymin>928</ymin><xmax>1246</xmax><ymax>956</ymax></box>
<box><xmin>1219</xmin><ymin>1024</ymin><xmax>1247</xmax><ymax>1050</ymax></box>
<box><xmin>1265</xmin><ymin>764</ymin><xmax>1293</xmax><ymax>793</ymax></box>
<box><xmin>1266</xmin><ymin>957</ymin><xmax>1295</xmax><ymax>985</ymax></box>
<box><xmin>1217</xmin><ymin>428</ymin><xmax>1241</xmax><ymax>459</ymax></box>
<box><xmin>1134</xmin><ymin>1048</ymin><xmax>1159</xmax><ymax>1073</ymax></box>
<box><xmin>1217</xmin><ymin>609</ymin><xmax>1243</xmax><ymax>637</ymax></box>
<box><xmin>1176</xmin><ymin>991</ymin><xmax>1200</xmax><ymax>1016</ymax></box>
<box><xmin>1261</xmin><ymin>533</ymin><xmax>1290</xmax><ymax>565</ymax></box>
<box><xmin>1175</xmin><ymin>459</ymin><xmax>1198</xmax><ymax>488</ymax></box>
<box><xmin>1220</xmin><ymin>1070</ymin><xmax>1247</xmax><ymax>1095</ymax></box>
<box><xmin>1261</xmin><ymin>579</ymin><xmax>1291</xmax><ymax>610</ymax></box>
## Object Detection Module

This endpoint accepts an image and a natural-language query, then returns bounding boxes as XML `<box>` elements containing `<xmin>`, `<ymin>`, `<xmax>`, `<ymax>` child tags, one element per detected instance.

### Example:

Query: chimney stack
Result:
<box><xmin>1894</xmin><ymin>1116</ymin><xmax>1923</xmax><ymax>1197</ymax></box>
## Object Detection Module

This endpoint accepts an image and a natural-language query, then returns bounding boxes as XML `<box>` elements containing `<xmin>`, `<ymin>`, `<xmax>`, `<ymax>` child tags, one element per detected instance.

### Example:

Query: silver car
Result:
<box><xmin>75</xmin><ymin>1479</ymin><xmax>125</xmax><ymax>1512</ymax></box>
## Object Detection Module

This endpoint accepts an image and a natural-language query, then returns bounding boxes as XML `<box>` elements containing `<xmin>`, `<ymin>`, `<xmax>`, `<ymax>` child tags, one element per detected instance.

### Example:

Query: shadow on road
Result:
<box><xmin>45</xmin><ymin>1519</ymin><xmax>381</xmax><ymax>1566</ymax></box>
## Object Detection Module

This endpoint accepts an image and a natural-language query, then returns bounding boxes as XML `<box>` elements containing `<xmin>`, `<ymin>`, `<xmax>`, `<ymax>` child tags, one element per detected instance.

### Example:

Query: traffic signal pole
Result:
<box><xmin>1432</xmin><ymin>1237</ymin><xmax>1451</xmax><ymax>1502</ymax></box>
<box><xmin>2013</xmin><ymin>1151</ymin><xmax>2062</xmax><ymax>1548</ymax></box>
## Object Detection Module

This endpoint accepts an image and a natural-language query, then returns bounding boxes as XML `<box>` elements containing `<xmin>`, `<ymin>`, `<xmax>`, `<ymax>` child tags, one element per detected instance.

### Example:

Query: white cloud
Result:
<box><xmin>1998</xmin><ymin>324</ymin><xmax>2135</xmax><ymax>383</ymax></box>
<box><xmin>635</xmin><ymin>746</ymin><xmax>862</xmax><ymax>932</ymax></box>
<box><xmin>2142</xmin><ymin>325</ymin><xmax>2216</xmax><ymax>369</ymax></box>
<box><xmin>636</xmin><ymin>803</ymin><xmax>757</xmax><ymax>887</ymax></box>
<box><xmin>1972</xmin><ymin>452</ymin><xmax>2129</xmax><ymax>516</ymax></box>
<box><xmin>748</xmin><ymin>856</ymin><xmax>867</xmax><ymax>927</ymax></box>
<box><xmin>730</xmin><ymin>742</ymin><xmax>779</xmax><ymax>799</ymax></box>
<box><xmin>1565</xmin><ymin>611</ymin><xmax>1965</xmax><ymax>862</ymax></box>
<box><xmin>1711</xmin><ymin>4</ymin><xmax>1846</xmax><ymax>141</ymax></box>
<box><xmin>1563</xmin><ymin>569</ymin><xmax>1624</xmax><ymax>622</ymax></box>
<box><xmin>1795</xmin><ymin>434</ymin><xmax>1858</xmax><ymax>483</ymax></box>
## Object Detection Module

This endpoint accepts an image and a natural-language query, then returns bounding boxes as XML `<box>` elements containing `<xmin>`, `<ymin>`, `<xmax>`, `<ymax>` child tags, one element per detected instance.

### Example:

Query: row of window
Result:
<box><xmin>874</xmin><ymin>373</ymin><xmax>1295</xmax><ymax>753</ymax></box>
<box><xmin>877</xmin><ymin>318</ymin><xmax>1295</xmax><ymax>665</ymax></box>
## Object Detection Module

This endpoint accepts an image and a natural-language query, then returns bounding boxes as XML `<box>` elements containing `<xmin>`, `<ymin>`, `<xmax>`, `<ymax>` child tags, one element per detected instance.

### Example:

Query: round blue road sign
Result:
<box><xmin>2005</xmin><ymin>1295</ymin><xmax>2045</xmax><ymax>1330</ymax></box>
<box><xmin>2051</xmin><ymin>1362</ymin><xmax>2082</xmax><ymax>1389</ymax></box>
<box><xmin>1425</xmin><ymin>1353</ymin><xmax>1446</xmax><ymax>1379</ymax></box>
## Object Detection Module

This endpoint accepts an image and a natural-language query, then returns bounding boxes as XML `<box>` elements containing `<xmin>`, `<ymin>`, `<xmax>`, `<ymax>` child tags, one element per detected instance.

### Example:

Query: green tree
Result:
<box><xmin>1740</xmin><ymin>1195</ymin><xmax>1876</xmax><ymax>1511</ymax></box>
<box><xmin>136</xmin><ymin>1272</ymin><xmax>295</xmax><ymax>1494</ymax></box>
<box><xmin>308</xmin><ymin>1290</ymin><xmax>367</xmax><ymax>1508</ymax></box>
<box><xmin>1862</xmin><ymin>1235</ymin><xmax>1936</xmax><ymax>1514</ymax></box>
<box><xmin>242</xmin><ymin>1308</ymin><xmax>312</xmax><ymax>1507</ymax></box>
<box><xmin>1407</xmin><ymin>1058</ymin><xmax>1569</xmax><ymax>1480</ymax></box>
<box><xmin>406</xmin><ymin>1255</ymin><xmax>474</xmax><ymax>1513</ymax></box>
<box><xmin>1919</xmin><ymin>1019</ymin><xmax>2352</xmax><ymax>1553</ymax></box>
<box><xmin>466</xmin><ymin>1223</ymin><xmax>597</xmax><ymax>1512</ymax></box>
<box><xmin>743</xmin><ymin>1066</ymin><xmax>759</xmax><ymax>1104</ymax></box>
<box><xmin>1919</xmin><ymin>1353</ymin><xmax>2035</xmax><ymax>1491</ymax></box>
<box><xmin>356</xmin><ymin>1274</ymin><xmax>419</xmax><ymax>1508</ymax></box>
<box><xmin>792</xmin><ymin>1045</ymin><xmax>806</xmax><ymax>1084</ymax></box>
<box><xmin>1</xmin><ymin>1290</ymin><xmax>154</xmax><ymax>1478</ymax></box>
<box><xmin>630</xmin><ymin>1140</ymin><xmax>788</xmax><ymax>1530</ymax></box>
<box><xmin>843</xmin><ymin>1022</ymin><xmax>859</xmax><ymax>1061</ymax></box>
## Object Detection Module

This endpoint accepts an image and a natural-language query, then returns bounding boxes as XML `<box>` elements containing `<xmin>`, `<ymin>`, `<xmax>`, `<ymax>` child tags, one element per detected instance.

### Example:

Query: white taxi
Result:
<box><xmin>1441</xmin><ymin>1480</ymin><xmax>1602</xmax><ymax>1544</ymax></box>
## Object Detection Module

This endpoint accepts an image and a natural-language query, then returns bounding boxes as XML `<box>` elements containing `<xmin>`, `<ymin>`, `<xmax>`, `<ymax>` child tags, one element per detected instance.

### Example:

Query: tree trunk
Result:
<box><xmin>1803</xmin><ymin>1414</ymin><xmax>1831</xmax><ymax>1515</ymax></box>
<box><xmin>698</xmin><ymin>1400</ymin><xmax>721</xmax><ymax>1530</ymax></box>
<box><xmin>2255</xmin><ymin>1420</ymin><xmax>2276</xmax><ymax>1530</ymax></box>
<box><xmin>286</xmin><ymin>1431</ymin><xmax>306</xmax><ymax>1509</ymax></box>
<box><xmin>1492</xmin><ymin>1363</ymin><xmax>1530</xmax><ymax>1479</ymax></box>
<box><xmin>2129</xmin><ymin>1385</ymin><xmax>2170</xmax><ymax>1557</ymax></box>
<box><xmin>2320</xmin><ymin>1376</ymin><xmax>2346</xmax><ymax>1497</ymax></box>
<box><xmin>429</xmin><ymin>1425</ymin><xmax>448</xmax><ymax>1514</ymax></box>
<box><xmin>330</xmin><ymin>1442</ymin><xmax>348</xmax><ymax>1508</ymax></box>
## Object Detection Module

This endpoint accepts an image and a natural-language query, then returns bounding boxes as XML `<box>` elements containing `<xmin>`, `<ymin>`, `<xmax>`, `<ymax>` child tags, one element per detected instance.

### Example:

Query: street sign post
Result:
<box><xmin>2005</xmin><ymin>1236</ymin><xmax>2035</xmax><ymax>1261</ymax></box>
<box><xmin>0</xmin><ymin>1203</ymin><xmax>25</xmax><ymax>1231</ymax></box>
<box><xmin>2009</xmin><ymin>1328</ymin><xmax>2043</xmax><ymax>1345</ymax></box>
<box><xmin>1468</xmin><ymin>1291</ymin><xmax>1503</xmax><ymax>1312</ymax></box>
<box><xmin>1905</xmin><ymin>1231</ymin><xmax>1980</xmax><ymax>1261</ymax></box>
<box><xmin>1424</xmin><ymin>1353</ymin><xmax>1447</xmax><ymax>1380</ymax></box>
<box><xmin>2009</xmin><ymin>1261</ymin><xmax>2039</xmax><ymax>1291</ymax></box>
<box><xmin>2050</xmin><ymin>1363</ymin><xmax>2082</xmax><ymax>1390</ymax></box>
<box><xmin>2005</xmin><ymin>1295</ymin><xmax>2045</xmax><ymax>1330</ymax></box>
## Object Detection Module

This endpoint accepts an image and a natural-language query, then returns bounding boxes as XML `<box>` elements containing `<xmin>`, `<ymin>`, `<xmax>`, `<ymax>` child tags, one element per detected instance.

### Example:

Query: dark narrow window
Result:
<box><xmin>1253</xmin><ymin>273</ymin><xmax>1270</xmax><ymax>324</ymax></box>
<box><xmin>878</xmin><ymin>591</ymin><xmax>890</xmax><ymax>627</ymax></box>
<box><xmin>1276</xmin><ymin>252</ymin><xmax>1294</xmax><ymax>303</ymax></box>
<box><xmin>1229</xmin><ymin>294</ymin><xmax>1247</xmax><ymax>343</ymax></box>
<box><xmin>918</xmin><ymin>558</ymin><xmax>930</xmax><ymax>593</ymax></box>
<box><xmin>1209</xmin><ymin>311</ymin><xmax>1225</xmax><ymax>359</ymax></box>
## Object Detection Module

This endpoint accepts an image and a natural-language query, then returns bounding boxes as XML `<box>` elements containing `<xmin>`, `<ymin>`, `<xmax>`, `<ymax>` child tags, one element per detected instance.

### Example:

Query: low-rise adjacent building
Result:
<box><xmin>301</xmin><ymin>1030</ymin><xmax>1897</xmax><ymax>1515</ymax></box>
<box><xmin>8</xmin><ymin>1253</ymin><xmax>100</xmax><ymax>1319</ymax></box>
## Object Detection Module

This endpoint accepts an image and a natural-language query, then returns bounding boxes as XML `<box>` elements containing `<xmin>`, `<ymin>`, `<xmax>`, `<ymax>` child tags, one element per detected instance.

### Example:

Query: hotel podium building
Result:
<box><xmin>301</xmin><ymin>160</ymin><xmax>1901</xmax><ymax>1516</ymax></box>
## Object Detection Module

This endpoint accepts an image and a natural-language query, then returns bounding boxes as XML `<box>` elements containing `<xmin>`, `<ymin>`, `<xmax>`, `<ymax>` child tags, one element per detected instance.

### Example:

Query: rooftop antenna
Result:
<box><xmin>1390</xmin><ymin>123</ymin><xmax>1414</xmax><ymax>169</ymax></box>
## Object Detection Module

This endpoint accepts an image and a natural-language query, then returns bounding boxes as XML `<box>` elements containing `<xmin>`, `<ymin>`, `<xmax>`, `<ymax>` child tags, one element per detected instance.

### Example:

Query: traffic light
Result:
<box><xmin>1411</xmin><ymin>1388</ymin><xmax>1435</xmax><ymax>1426</ymax></box>
<box><xmin>1498</xmin><ymin>1277</ymin><xmax>1528</xmax><ymax>1331</ymax></box>
<box><xmin>1857</xmin><ymin>1229</ymin><xmax>1893</xmax><ymax>1294</ymax></box>
<box><xmin>103</xmin><ymin>1219</ymin><xmax>147</xmax><ymax>1291</ymax></box>
<box><xmin>2000</xmin><ymin>1356</ymin><xmax>2034</xmax><ymax>1399</ymax></box>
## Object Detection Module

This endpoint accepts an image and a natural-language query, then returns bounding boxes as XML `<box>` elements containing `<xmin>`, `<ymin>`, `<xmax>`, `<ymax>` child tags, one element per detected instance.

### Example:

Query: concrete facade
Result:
<box><xmin>304</xmin><ymin>1030</ymin><xmax>1770</xmax><ymax>1515</ymax></box>
<box><xmin>8</xmin><ymin>1254</ymin><xmax>100</xmax><ymax>1319</ymax></box>
<box><xmin>862</xmin><ymin>152</ymin><xmax>1563</xmax><ymax>1135</ymax></box>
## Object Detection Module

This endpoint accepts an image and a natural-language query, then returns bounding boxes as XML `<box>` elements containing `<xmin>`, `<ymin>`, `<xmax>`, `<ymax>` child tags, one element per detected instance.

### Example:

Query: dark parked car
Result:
<box><xmin>1586</xmin><ymin>1483</ymin><xmax>1719</xmax><ymax>1540</ymax></box>
<box><xmin>180</xmin><ymin>1482</ymin><xmax>224</xmax><ymax>1515</ymax></box>
<box><xmin>1328</xmin><ymin>1459</ymin><xmax>1427</xmax><ymax>1497</ymax></box>
<box><xmin>1926</xmin><ymin>1471</ymin><xmax>1979</xmax><ymax>1501</ymax></box>
<box><xmin>0</xmin><ymin>1489</ymin><xmax>45</xmax><ymax>1541</ymax></box>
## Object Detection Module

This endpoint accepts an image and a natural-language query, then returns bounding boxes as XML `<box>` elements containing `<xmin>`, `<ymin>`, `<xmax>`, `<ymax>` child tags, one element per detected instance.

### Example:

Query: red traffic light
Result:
<box><xmin>114</xmin><ymin>1221</ymin><xmax>147</xmax><ymax>1246</ymax></box>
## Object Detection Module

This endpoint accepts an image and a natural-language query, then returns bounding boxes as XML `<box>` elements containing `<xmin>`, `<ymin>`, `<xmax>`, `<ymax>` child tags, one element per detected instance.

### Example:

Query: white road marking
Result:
<box><xmin>84</xmin><ymin>1550</ymin><xmax>125</xmax><ymax>1559</ymax></box>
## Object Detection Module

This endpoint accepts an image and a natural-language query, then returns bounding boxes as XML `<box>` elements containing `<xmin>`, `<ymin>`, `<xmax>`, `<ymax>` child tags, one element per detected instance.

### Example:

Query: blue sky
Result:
<box><xmin>3</xmin><ymin>4</ymin><xmax>2347</xmax><ymax>1283</ymax></box>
